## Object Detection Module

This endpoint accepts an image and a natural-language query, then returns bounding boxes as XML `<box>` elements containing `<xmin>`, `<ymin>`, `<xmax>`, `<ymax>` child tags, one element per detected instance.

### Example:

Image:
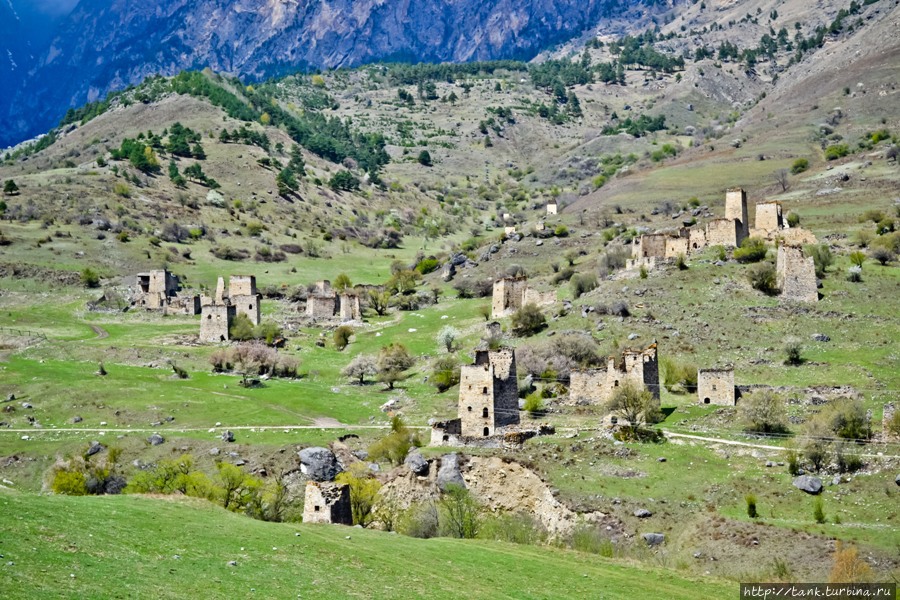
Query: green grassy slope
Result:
<box><xmin>0</xmin><ymin>490</ymin><xmax>732</xmax><ymax>600</ymax></box>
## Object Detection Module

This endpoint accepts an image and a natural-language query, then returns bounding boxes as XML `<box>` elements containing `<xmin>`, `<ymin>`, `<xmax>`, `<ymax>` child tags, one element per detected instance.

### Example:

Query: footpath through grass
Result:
<box><xmin>0</xmin><ymin>490</ymin><xmax>733</xmax><ymax>600</ymax></box>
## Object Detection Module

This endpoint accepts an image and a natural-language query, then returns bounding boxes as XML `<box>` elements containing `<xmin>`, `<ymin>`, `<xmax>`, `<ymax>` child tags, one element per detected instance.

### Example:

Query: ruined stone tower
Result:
<box><xmin>199</xmin><ymin>303</ymin><xmax>236</xmax><ymax>343</ymax></box>
<box><xmin>698</xmin><ymin>368</ymin><xmax>736</xmax><ymax>406</ymax></box>
<box><xmin>458</xmin><ymin>348</ymin><xmax>519</xmax><ymax>437</ymax></box>
<box><xmin>302</xmin><ymin>481</ymin><xmax>353</xmax><ymax>525</ymax></box>
<box><xmin>725</xmin><ymin>187</ymin><xmax>749</xmax><ymax>243</ymax></box>
<box><xmin>755</xmin><ymin>201</ymin><xmax>784</xmax><ymax>233</ymax></box>
<box><xmin>491</xmin><ymin>277</ymin><xmax>528</xmax><ymax>319</ymax></box>
<box><xmin>569</xmin><ymin>344</ymin><xmax>660</xmax><ymax>405</ymax></box>
<box><xmin>776</xmin><ymin>244</ymin><xmax>818</xmax><ymax>303</ymax></box>
<box><xmin>229</xmin><ymin>275</ymin><xmax>261</xmax><ymax>325</ymax></box>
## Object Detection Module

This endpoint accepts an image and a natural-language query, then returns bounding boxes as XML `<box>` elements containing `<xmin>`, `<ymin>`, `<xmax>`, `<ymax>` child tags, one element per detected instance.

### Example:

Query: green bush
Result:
<box><xmin>739</xmin><ymin>390</ymin><xmax>788</xmax><ymax>434</ymax></box>
<box><xmin>747</xmin><ymin>262</ymin><xmax>777</xmax><ymax>295</ymax></box>
<box><xmin>734</xmin><ymin>237</ymin><xmax>768</xmax><ymax>263</ymax></box>
<box><xmin>431</xmin><ymin>355</ymin><xmax>460</xmax><ymax>392</ymax></box>
<box><xmin>333</xmin><ymin>325</ymin><xmax>353</xmax><ymax>350</ymax></box>
<box><xmin>746</xmin><ymin>494</ymin><xmax>758</xmax><ymax>519</ymax></box>
<box><xmin>52</xmin><ymin>470</ymin><xmax>88</xmax><ymax>496</ymax></box>
<box><xmin>790</xmin><ymin>158</ymin><xmax>809</xmax><ymax>174</ymax></box>
<box><xmin>511</xmin><ymin>303</ymin><xmax>546</xmax><ymax>337</ymax></box>
<box><xmin>570</xmin><ymin>273</ymin><xmax>597</xmax><ymax>298</ymax></box>
<box><xmin>787</xmin><ymin>212</ymin><xmax>800</xmax><ymax>227</ymax></box>
<box><xmin>807</xmin><ymin>244</ymin><xmax>833</xmax><ymax>278</ymax></box>
<box><xmin>824</xmin><ymin>144</ymin><xmax>849</xmax><ymax>161</ymax></box>
<box><xmin>554</xmin><ymin>225</ymin><xmax>569</xmax><ymax>237</ymax></box>
<box><xmin>415</xmin><ymin>257</ymin><xmax>440</xmax><ymax>274</ymax></box>
<box><xmin>813</xmin><ymin>498</ymin><xmax>825</xmax><ymax>524</ymax></box>
<box><xmin>81</xmin><ymin>268</ymin><xmax>101</xmax><ymax>288</ymax></box>
<box><xmin>523</xmin><ymin>392</ymin><xmax>544</xmax><ymax>417</ymax></box>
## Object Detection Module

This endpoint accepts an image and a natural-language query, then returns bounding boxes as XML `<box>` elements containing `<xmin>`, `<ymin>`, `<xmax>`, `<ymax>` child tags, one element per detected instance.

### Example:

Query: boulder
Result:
<box><xmin>71</xmin><ymin>416</ymin><xmax>83</xmax><ymax>424</ymax></box>
<box><xmin>209</xmin><ymin>447</ymin><xmax>220</xmax><ymax>456</ymax></box>
<box><xmin>221</xmin><ymin>430</ymin><xmax>235</xmax><ymax>443</ymax></box>
<box><xmin>86</xmin><ymin>441</ymin><xmax>105</xmax><ymax>457</ymax></box>
<box><xmin>792</xmin><ymin>475</ymin><xmax>823</xmax><ymax>495</ymax></box>
<box><xmin>404</xmin><ymin>451</ymin><xmax>429</xmax><ymax>476</ymax></box>
<box><xmin>148</xmin><ymin>433</ymin><xmax>165</xmax><ymax>446</ymax></box>
<box><xmin>437</xmin><ymin>453</ymin><xmax>465</xmax><ymax>491</ymax></box>
<box><xmin>642</xmin><ymin>533</ymin><xmax>665</xmax><ymax>546</ymax></box>
<box><xmin>811</xmin><ymin>333</ymin><xmax>831</xmax><ymax>342</ymax></box>
<box><xmin>634</xmin><ymin>508</ymin><xmax>653</xmax><ymax>518</ymax></box>
<box><xmin>298</xmin><ymin>447</ymin><xmax>340</xmax><ymax>482</ymax></box>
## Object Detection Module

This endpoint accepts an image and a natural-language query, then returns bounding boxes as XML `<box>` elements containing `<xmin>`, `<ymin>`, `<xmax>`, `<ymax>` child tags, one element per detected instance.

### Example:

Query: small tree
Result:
<box><xmin>3</xmin><ymin>179</ymin><xmax>19</xmax><ymax>195</ymax></box>
<box><xmin>431</xmin><ymin>355</ymin><xmax>461</xmax><ymax>392</ymax></box>
<box><xmin>333</xmin><ymin>325</ymin><xmax>353</xmax><ymax>351</ymax></box>
<box><xmin>377</xmin><ymin>343</ymin><xmax>415</xmax><ymax>389</ymax></box>
<box><xmin>790</xmin><ymin>158</ymin><xmax>809</xmax><ymax>174</ymax></box>
<box><xmin>784</xmin><ymin>338</ymin><xmax>803</xmax><ymax>366</ymax></box>
<box><xmin>605</xmin><ymin>382</ymin><xmax>658</xmax><ymax>427</ymax></box>
<box><xmin>436</xmin><ymin>326</ymin><xmax>460</xmax><ymax>353</ymax></box>
<box><xmin>773</xmin><ymin>168</ymin><xmax>790</xmax><ymax>192</ymax></box>
<box><xmin>748</xmin><ymin>262</ymin><xmax>778</xmax><ymax>295</ymax></box>
<box><xmin>229</xmin><ymin>313</ymin><xmax>256</xmax><ymax>341</ymax></box>
<box><xmin>511</xmin><ymin>303</ymin><xmax>546</xmax><ymax>337</ymax></box>
<box><xmin>746</xmin><ymin>494</ymin><xmax>758</xmax><ymax>519</ymax></box>
<box><xmin>828</xmin><ymin>542</ymin><xmax>873</xmax><ymax>583</ymax></box>
<box><xmin>341</xmin><ymin>354</ymin><xmax>378</xmax><ymax>384</ymax></box>
<box><xmin>813</xmin><ymin>498</ymin><xmax>826</xmax><ymax>524</ymax></box>
<box><xmin>366</xmin><ymin>288</ymin><xmax>391</xmax><ymax>316</ymax></box>
<box><xmin>369</xmin><ymin>416</ymin><xmax>420</xmax><ymax>465</ymax></box>
<box><xmin>335</xmin><ymin>463</ymin><xmax>382</xmax><ymax>527</ymax></box>
<box><xmin>870</xmin><ymin>247</ymin><xmax>894</xmax><ymax>265</ymax></box>
<box><xmin>333</xmin><ymin>273</ymin><xmax>352</xmax><ymax>293</ymax></box>
<box><xmin>739</xmin><ymin>389</ymin><xmax>787</xmax><ymax>434</ymax></box>
<box><xmin>734</xmin><ymin>237</ymin><xmax>768</xmax><ymax>263</ymax></box>
<box><xmin>849</xmin><ymin>251</ymin><xmax>866</xmax><ymax>268</ymax></box>
<box><xmin>439</xmin><ymin>484</ymin><xmax>481</xmax><ymax>539</ymax></box>
<box><xmin>417</xmin><ymin>150</ymin><xmax>433</xmax><ymax>166</ymax></box>
<box><xmin>807</xmin><ymin>244</ymin><xmax>833</xmax><ymax>278</ymax></box>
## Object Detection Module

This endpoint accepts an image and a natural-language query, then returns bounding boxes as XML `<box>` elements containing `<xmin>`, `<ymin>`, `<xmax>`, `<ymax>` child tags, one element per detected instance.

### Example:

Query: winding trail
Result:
<box><xmin>663</xmin><ymin>430</ymin><xmax>900</xmax><ymax>459</ymax></box>
<box><xmin>89</xmin><ymin>324</ymin><xmax>109</xmax><ymax>340</ymax></box>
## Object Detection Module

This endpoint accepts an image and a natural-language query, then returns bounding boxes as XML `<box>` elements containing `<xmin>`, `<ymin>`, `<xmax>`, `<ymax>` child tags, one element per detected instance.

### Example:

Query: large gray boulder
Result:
<box><xmin>793</xmin><ymin>475</ymin><xmax>823</xmax><ymax>495</ymax></box>
<box><xmin>437</xmin><ymin>453</ymin><xmax>465</xmax><ymax>491</ymax></box>
<box><xmin>642</xmin><ymin>533</ymin><xmax>665</xmax><ymax>546</ymax></box>
<box><xmin>404</xmin><ymin>451</ymin><xmax>429</xmax><ymax>476</ymax></box>
<box><xmin>86</xmin><ymin>441</ymin><xmax>105</xmax><ymax>457</ymax></box>
<box><xmin>298</xmin><ymin>447</ymin><xmax>340</xmax><ymax>482</ymax></box>
<box><xmin>221</xmin><ymin>430</ymin><xmax>235</xmax><ymax>443</ymax></box>
<box><xmin>633</xmin><ymin>508</ymin><xmax>653</xmax><ymax>518</ymax></box>
<box><xmin>148</xmin><ymin>433</ymin><xmax>165</xmax><ymax>446</ymax></box>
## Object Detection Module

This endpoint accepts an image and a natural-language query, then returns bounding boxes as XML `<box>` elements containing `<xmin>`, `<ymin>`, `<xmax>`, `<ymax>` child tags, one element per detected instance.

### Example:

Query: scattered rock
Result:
<box><xmin>221</xmin><ymin>431</ymin><xmax>235</xmax><ymax>443</ymax></box>
<box><xmin>832</xmin><ymin>475</ymin><xmax>841</xmax><ymax>486</ymax></box>
<box><xmin>298</xmin><ymin>447</ymin><xmax>340</xmax><ymax>481</ymax></box>
<box><xmin>71</xmin><ymin>416</ymin><xmax>83</xmax><ymax>424</ymax></box>
<box><xmin>657</xmin><ymin>457</ymin><xmax>666</xmax><ymax>463</ymax></box>
<box><xmin>209</xmin><ymin>447</ymin><xmax>220</xmax><ymax>456</ymax></box>
<box><xmin>227</xmin><ymin>561</ymin><xmax>237</xmax><ymax>567</ymax></box>
<box><xmin>437</xmin><ymin>453</ymin><xmax>466</xmax><ymax>490</ymax></box>
<box><xmin>86</xmin><ymin>441</ymin><xmax>105</xmax><ymax>457</ymax></box>
<box><xmin>634</xmin><ymin>508</ymin><xmax>653</xmax><ymax>518</ymax></box>
<box><xmin>642</xmin><ymin>533</ymin><xmax>665</xmax><ymax>546</ymax></box>
<box><xmin>792</xmin><ymin>475</ymin><xmax>823</xmax><ymax>495</ymax></box>
<box><xmin>895</xmin><ymin>474</ymin><xmax>899</xmax><ymax>487</ymax></box>
<box><xmin>148</xmin><ymin>433</ymin><xmax>165</xmax><ymax>446</ymax></box>
<box><xmin>811</xmin><ymin>333</ymin><xmax>831</xmax><ymax>342</ymax></box>
<box><xmin>21</xmin><ymin>403</ymin><xmax>32</xmax><ymax>409</ymax></box>
<box><xmin>404</xmin><ymin>451</ymin><xmax>429</xmax><ymax>476</ymax></box>
<box><xmin>765</xmin><ymin>461</ymin><xmax>775</xmax><ymax>467</ymax></box>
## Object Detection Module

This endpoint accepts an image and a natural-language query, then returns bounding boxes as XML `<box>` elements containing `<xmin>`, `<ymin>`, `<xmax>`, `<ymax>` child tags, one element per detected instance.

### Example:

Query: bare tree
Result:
<box><xmin>773</xmin><ymin>168</ymin><xmax>790</xmax><ymax>192</ymax></box>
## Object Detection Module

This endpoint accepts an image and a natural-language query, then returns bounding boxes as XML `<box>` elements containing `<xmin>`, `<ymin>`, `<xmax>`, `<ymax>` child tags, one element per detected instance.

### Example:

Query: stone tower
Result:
<box><xmin>491</xmin><ymin>277</ymin><xmax>527</xmax><ymax>319</ymax></box>
<box><xmin>698</xmin><ymin>368</ymin><xmax>736</xmax><ymax>406</ymax></box>
<box><xmin>725</xmin><ymin>187</ymin><xmax>749</xmax><ymax>243</ymax></box>
<box><xmin>229</xmin><ymin>275</ymin><xmax>261</xmax><ymax>325</ymax></box>
<box><xmin>458</xmin><ymin>348</ymin><xmax>519</xmax><ymax>437</ymax></box>
<box><xmin>777</xmin><ymin>244</ymin><xmax>818</xmax><ymax>303</ymax></box>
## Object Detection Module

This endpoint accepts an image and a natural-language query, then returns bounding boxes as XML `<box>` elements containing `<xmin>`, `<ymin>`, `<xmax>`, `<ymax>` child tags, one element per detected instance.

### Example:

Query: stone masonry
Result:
<box><xmin>199</xmin><ymin>303</ymin><xmax>235</xmax><ymax>343</ymax></box>
<box><xmin>228</xmin><ymin>275</ymin><xmax>261</xmax><ymax>326</ymax></box>
<box><xmin>199</xmin><ymin>274</ymin><xmax>263</xmax><ymax>342</ymax></box>
<box><xmin>569</xmin><ymin>344</ymin><xmax>660</xmax><ymax>405</ymax></box>
<box><xmin>306</xmin><ymin>280</ymin><xmax>361</xmax><ymax>321</ymax></box>
<box><xmin>777</xmin><ymin>244</ymin><xmax>818</xmax><ymax>302</ymax></box>
<box><xmin>698</xmin><ymin>368</ymin><xmax>736</xmax><ymax>406</ymax></box>
<box><xmin>457</xmin><ymin>348</ymin><xmax>520</xmax><ymax>438</ymax></box>
<box><xmin>133</xmin><ymin>269</ymin><xmax>200</xmax><ymax>315</ymax></box>
<box><xmin>491</xmin><ymin>277</ymin><xmax>555</xmax><ymax>319</ymax></box>
<box><xmin>302</xmin><ymin>481</ymin><xmax>353</xmax><ymax>525</ymax></box>
<box><xmin>755</xmin><ymin>201</ymin><xmax>784</xmax><ymax>233</ymax></box>
<box><xmin>725</xmin><ymin>187</ymin><xmax>749</xmax><ymax>241</ymax></box>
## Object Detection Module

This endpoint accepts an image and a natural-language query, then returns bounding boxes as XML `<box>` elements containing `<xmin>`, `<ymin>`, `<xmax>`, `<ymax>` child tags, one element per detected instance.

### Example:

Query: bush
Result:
<box><xmin>478</xmin><ymin>513</ymin><xmax>547</xmax><ymax>546</ymax></box>
<box><xmin>823</xmin><ymin>398</ymin><xmax>870</xmax><ymax>440</ymax></box>
<box><xmin>807</xmin><ymin>244</ymin><xmax>833</xmax><ymax>278</ymax></box>
<box><xmin>813</xmin><ymin>498</ymin><xmax>826</xmax><ymax>524</ymax></box>
<box><xmin>341</xmin><ymin>354</ymin><xmax>377</xmax><ymax>384</ymax></box>
<box><xmin>847</xmin><ymin>265</ymin><xmax>862</xmax><ymax>282</ymax></box>
<box><xmin>570</xmin><ymin>273</ymin><xmax>597</xmax><ymax>298</ymax></box>
<box><xmin>417</xmin><ymin>150</ymin><xmax>432</xmax><ymax>166</ymax></box>
<box><xmin>333</xmin><ymin>325</ymin><xmax>353</xmax><ymax>350</ymax></box>
<box><xmin>605</xmin><ymin>382</ymin><xmax>660</xmax><ymax>427</ymax></box>
<box><xmin>431</xmin><ymin>355</ymin><xmax>460</xmax><ymax>392</ymax></box>
<box><xmin>329</xmin><ymin>170</ymin><xmax>360</xmax><ymax>191</ymax></box>
<box><xmin>554</xmin><ymin>225</ymin><xmax>569</xmax><ymax>237</ymax></box>
<box><xmin>674</xmin><ymin>253</ymin><xmax>688</xmax><ymax>270</ymax></box>
<box><xmin>734</xmin><ymin>237</ymin><xmax>768</xmax><ymax>263</ymax></box>
<box><xmin>436</xmin><ymin>326</ymin><xmax>460</xmax><ymax>353</ymax></box>
<box><xmin>828</xmin><ymin>542</ymin><xmax>873</xmax><ymax>583</ymax></box>
<box><xmin>787</xmin><ymin>212</ymin><xmax>801</xmax><ymax>228</ymax></box>
<box><xmin>415</xmin><ymin>257</ymin><xmax>440</xmax><ymax>274</ymax></box>
<box><xmin>52</xmin><ymin>470</ymin><xmax>88</xmax><ymax>496</ymax></box>
<box><xmin>523</xmin><ymin>392</ymin><xmax>544</xmax><ymax>417</ymax></box>
<box><xmin>748</xmin><ymin>262</ymin><xmax>777</xmax><ymax>295</ymax></box>
<box><xmin>80</xmin><ymin>268</ymin><xmax>101</xmax><ymax>288</ymax></box>
<box><xmin>377</xmin><ymin>343</ymin><xmax>415</xmax><ymax>389</ymax></box>
<box><xmin>870</xmin><ymin>247</ymin><xmax>894</xmax><ymax>265</ymax></box>
<box><xmin>824</xmin><ymin>144</ymin><xmax>849</xmax><ymax>161</ymax></box>
<box><xmin>746</xmin><ymin>494</ymin><xmax>758</xmax><ymax>519</ymax></box>
<box><xmin>790</xmin><ymin>158</ymin><xmax>809</xmax><ymax>174</ymax></box>
<box><xmin>739</xmin><ymin>390</ymin><xmax>788</xmax><ymax>434</ymax></box>
<box><xmin>439</xmin><ymin>484</ymin><xmax>481</xmax><ymax>539</ymax></box>
<box><xmin>784</xmin><ymin>339</ymin><xmax>803</xmax><ymax>366</ymax></box>
<box><xmin>662</xmin><ymin>358</ymin><xmax>697</xmax><ymax>393</ymax></box>
<box><xmin>335</xmin><ymin>463</ymin><xmax>382</xmax><ymax>527</ymax></box>
<box><xmin>369</xmin><ymin>416</ymin><xmax>420</xmax><ymax>465</ymax></box>
<box><xmin>511</xmin><ymin>303</ymin><xmax>546</xmax><ymax>337</ymax></box>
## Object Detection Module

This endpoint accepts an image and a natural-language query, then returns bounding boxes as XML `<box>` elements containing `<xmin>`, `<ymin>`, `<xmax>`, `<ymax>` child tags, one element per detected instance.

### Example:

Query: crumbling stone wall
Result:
<box><xmin>725</xmin><ymin>187</ymin><xmax>749</xmax><ymax>240</ymax></box>
<box><xmin>337</xmin><ymin>293</ymin><xmax>361</xmax><ymax>321</ymax></box>
<box><xmin>228</xmin><ymin>275</ymin><xmax>257</xmax><ymax>297</ymax></box>
<box><xmin>665</xmin><ymin>236</ymin><xmax>689</xmax><ymax>258</ymax></box>
<box><xmin>134</xmin><ymin>269</ymin><xmax>200</xmax><ymax>314</ymax></box>
<box><xmin>705</xmin><ymin>218</ymin><xmax>742</xmax><ymax>248</ymax></box>
<box><xmin>546</xmin><ymin>201</ymin><xmax>558</xmax><ymax>216</ymax></box>
<box><xmin>522</xmin><ymin>287</ymin><xmax>556</xmax><ymax>307</ymax></box>
<box><xmin>698</xmin><ymin>368</ymin><xmax>736</xmax><ymax>406</ymax></box>
<box><xmin>231</xmin><ymin>294</ymin><xmax>261</xmax><ymax>325</ymax></box>
<box><xmin>777</xmin><ymin>244</ymin><xmax>818</xmax><ymax>302</ymax></box>
<box><xmin>491</xmin><ymin>277</ymin><xmax>527</xmax><ymax>319</ymax></box>
<box><xmin>755</xmin><ymin>201</ymin><xmax>784</xmax><ymax>233</ymax></box>
<box><xmin>200</xmin><ymin>303</ymin><xmax>235</xmax><ymax>343</ymax></box>
<box><xmin>302</xmin><ymin>481</ymin><xmax>352</xmax><ymax>525</ymax></box>
<box><xmin>689</xmin><ymin>228</ymin><xmax>707</xmax><ymax>252</ymax></box>
<box><xmin>569</xmin><ymin>344</ymin><xmax>659</xmax><ymax>405</ymax></box>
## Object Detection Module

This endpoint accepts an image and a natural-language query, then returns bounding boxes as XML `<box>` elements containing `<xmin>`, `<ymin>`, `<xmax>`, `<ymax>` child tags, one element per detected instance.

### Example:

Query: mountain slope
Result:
<box><xmin>0</xmin><ymin>0</ymin><xmax>662</xmax><ymax>148</ymax></box>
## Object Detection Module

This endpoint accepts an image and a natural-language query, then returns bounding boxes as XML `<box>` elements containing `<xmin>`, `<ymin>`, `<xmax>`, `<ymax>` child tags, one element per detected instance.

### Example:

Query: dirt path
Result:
<box><xmin>663</xmin><ymin>430</ymin><xmax>900</xmax><ymax>459</ymax></box>
<box><xmin>1</xmin><ymin>423</ymin><xmax>412</xmax><ymax>435</ymax></box>
<box><xmin>89</xmin><ymin>324</ymin><xmax>109</xmax><ymax>340</ymax></box>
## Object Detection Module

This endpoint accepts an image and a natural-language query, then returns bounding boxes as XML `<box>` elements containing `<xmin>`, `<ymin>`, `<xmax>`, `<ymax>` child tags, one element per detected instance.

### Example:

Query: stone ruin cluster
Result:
<box><xmin>131</xmin><ymin>269</ymin><xmax>200</xmax><ymax>315</ymax></box>
<box><xmin>490</xmin><ymin>276</ymin><xmax>556</xmax><ymax>319</ymax></box>
<box><xmin>568</xmin><ymin>343</ymin><xmax>660</xmax><ymax>412</ymax></box>
<box><xmin>628</xmin><ymin>188</ymin><xmax>819</xmax><ymax>302</ymax></box>
<box><xmin>305</xmin><ymin>280</ymin><xmax>361</xmax><ymax>322</ymax></box>
<box><xmin>199</xmin><ymin>275</ymin><xmax>263</xmax><ymax>343</ymax></box>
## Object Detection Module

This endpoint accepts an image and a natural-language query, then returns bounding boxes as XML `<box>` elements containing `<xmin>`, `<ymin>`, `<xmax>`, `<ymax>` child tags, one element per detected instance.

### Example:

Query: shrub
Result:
<box><xmin>229</xmin><ymin>313</ymin><xmax>256</xmax><ymax>341</ymax></box>
<box><xmin>829</xmin><ymin>542</ymin><xmax>873</xmax><ymax>583</ymax></box>
<box><xmin>417</xmin><ymin>150</ymin><xmax>432</xmax><ymax>166</ymax></box>
<box><xmin>80</xmin><ymin>268</ymin><xmax>101</xmax><ymax>288</ymax></box>
<box><xmin>605</xmin><ymin>382</ymin><xmax>660</xmax><ymax>427</ymax></box>
<box><xmin>823</xmin><ymin>398</ymin><xmax>870</xmax><ymax>440</ymax></box>
<box><xmin>785</xmin><ymin>447</ymin><xmax>801</xmax><ymax>476</ymax></box>
<box><xmin>431</xmin><ymin>355</ymin><xmax>460</xmax><ymax>392</ymax></box>
<box><xmin>439</xmin><ymin>484</ymin><xmax>481</xmax><ymax>539</ymax></box>
<box><xmin>802</xmin><ymin>421</ymin><xmax>831</xmax><ymax>472</ymax></box>
<box><xmin>739</xmin><ymin>390</ymin><xmax>788</xmax><ymax>434</ymax></box>
<box><xmin>847</xmin><ymin>265</ymin><xmax>862</xmax><ymax>282</ymax></box>
<box><xmin>824</xmin><ymin>144</ymin><xmax>849</xmax><ymax>160</ymax></box>
<box><xmin>786</xmin><ymin>212</ymin><xmax>800</xmax><ymax>227</ymax></box>
<box><xmin>675</xmin><ymin>253</ymin><xmax>688</xmax><ymax>270</ymax></box>
<box><xmin>511</xmin><ymin>303</ymin><xmax>546</xmax><ymax>337</ymax></box>
<box><xmin>335</xmin><ymin>463</ymin><xmax>382</xmax><ymax>527</ymax></box>
<box><xmin>748</xmin><ymin>262</ymin><xmax>777</xmax><ymax>294</ymax></box>
<box><xmin>369</xmin><ymin>416</ymin><xmax>420</xmax><ymax>465</ymax></box>
<box><xmin>523</xmin><ymin>392</ymin><xmax>544</xmax><ymax>417</ymax></box>
<box><xmin>662</xmin><ymin>358</ymin><xmax>697</xmax><ymax>393</ymax></box>
<box><xmin>807</xmin><ymin>244</ymin><xmax>833</xmax><ymax>278</ymax></box>
<box><xmin>790</xmin><ymin>158</ymin><xmax>809</xmax><ymax>174</ymax></box>
<box><xmin>734</xmin><ymin>237</ymin><xmax>768</xmax><ymax>263</ymax></box>
<box><xmin>813</xmin><ymin>498</ymin><xmax>825</xmax><ymax>524</ymax></box>
<box><xmin>746</xmin><ymin>494</ymin><xmax>758</xmax><ymax>519</ymax></box>
<box><xmin>52</xmin><ymin>470</ymin><xmax>88</xmax><ymax>496</ymax></box>
<box><xmin>478</xmin><ymin>513</ymin><xmax>547</xmax><ymax>546</ymax></box>
<box><xmin>329</xmin><ymin>170</ymin><xmax>360</xmax><ymax>191</ymax></box>
<box><xmin>554</xmin><ymin>225</ymin><xmax>569</xmax><ymax>237</ymax></box>
<box><xmin>113</xmin><ymin>182</ymin><xmax>131</xmax><ymax>197</ymax></box>
<box><xmin>398</xmin><ymin>502</ymin><xmax>440</xmax><ymax>539</ymax></box>
<box><xmin>436</xmin><ymin>325</ymin><xmax>460</xmax><ymax>353</ymax></box>
<box><xmin>570</xmin><ymin>273</ymin><xmax>597</xmax><ymax>298</ymax></box>
<box><xmin>870</xmin><ymin>246</ymin><xmax>894</xmax><ymax>265</ymax></box>
<box><xmin>377</xmin><ymin>343</ymin><xmax>415</xmax><ymax>389</ymax></box>
<box><xmin>328</xmin><ymin>325</ymin><xmax>354</xmax><ymax>351</ymax></box>
<box><xmin>834</xmin><ymin>442</ymin><xmax>864</xmax><ymax>473</ymax></box>
<box><xmin>570</xmin><ymin>525</ymin><xmax>616</xmax><ymax>556</ymax></box>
